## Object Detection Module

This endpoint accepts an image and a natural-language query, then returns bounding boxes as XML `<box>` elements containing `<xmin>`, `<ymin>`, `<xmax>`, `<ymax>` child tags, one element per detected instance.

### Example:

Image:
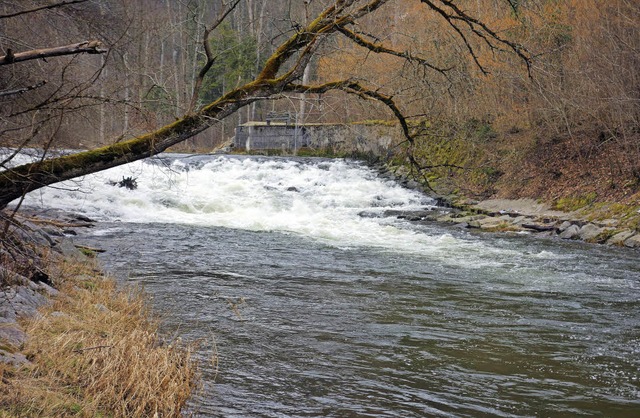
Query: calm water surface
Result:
<box><xmin>21</xmin><ymin>155</ymin><xmax>640</xmax><ymax>417</ymax></box>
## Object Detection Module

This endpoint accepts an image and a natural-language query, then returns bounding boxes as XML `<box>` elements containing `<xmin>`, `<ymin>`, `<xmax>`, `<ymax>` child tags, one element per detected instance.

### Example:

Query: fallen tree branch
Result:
<box><xmin>0</xmin><ymin>41</ymin><xmax>107</xmax><ymax>66</ymax></box>
<box><xmin>75</xmin><ymin>245</ymin><xmax>106</xmax><ymax>253</ymax></box>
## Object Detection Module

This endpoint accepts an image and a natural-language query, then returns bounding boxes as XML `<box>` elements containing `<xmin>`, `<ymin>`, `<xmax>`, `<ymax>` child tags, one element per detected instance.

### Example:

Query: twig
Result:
<box><xmin>73</xmin><ymin>345</ymin><xmax>112</xmax><ymax>353</ymax></box>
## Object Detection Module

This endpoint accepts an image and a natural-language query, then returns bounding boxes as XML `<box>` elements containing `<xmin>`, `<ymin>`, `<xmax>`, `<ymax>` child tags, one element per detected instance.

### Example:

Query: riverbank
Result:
<box><xmin>374</xmin><ymin>163</ymin><xmax>640</xmax><ymax>248</ymax></box>
<box><xmin>0</xmin><ymin>211</ymin><xmax>198</xmax><ymax>417</ymax></box>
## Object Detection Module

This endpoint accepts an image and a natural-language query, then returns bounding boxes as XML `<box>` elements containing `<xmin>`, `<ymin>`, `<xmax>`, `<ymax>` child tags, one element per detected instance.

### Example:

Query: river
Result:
<box><xmin>20</xmin><ymin>154</ymin><xmax>640</xmax><ymax>417</ymax></box>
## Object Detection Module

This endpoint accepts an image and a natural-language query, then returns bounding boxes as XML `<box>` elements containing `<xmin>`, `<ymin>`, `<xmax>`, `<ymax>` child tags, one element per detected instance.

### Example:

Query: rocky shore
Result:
<box><xmin>440</xmin><ymin>199</ymin><xmax>640</xmax><ymax>247</ymax></box>
<box><xmin>373</xmin><ymin>163</ymin><xmax>640</xmax><ymax>248</ymax></box>
<box><xmin>0</xmin><ymin>210</ymin><xmax>96</xmax><ymax>365</ymax></box>
<box><xmin>1</xmin><ymin>210</ymin><xmax>197</xmax><ymax>417</ymax></box>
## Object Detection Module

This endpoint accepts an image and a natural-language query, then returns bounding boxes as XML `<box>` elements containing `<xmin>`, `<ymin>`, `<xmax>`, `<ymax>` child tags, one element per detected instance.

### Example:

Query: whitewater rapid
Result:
<box><xmin>17</xmin><ymin>155</ymin><xmax>444</xmax><ymax>248</ymax></box>
<box><xmin>8</xmin><ymin>152</ymin><xmax>575</xmax><ymax>270</ymax></box>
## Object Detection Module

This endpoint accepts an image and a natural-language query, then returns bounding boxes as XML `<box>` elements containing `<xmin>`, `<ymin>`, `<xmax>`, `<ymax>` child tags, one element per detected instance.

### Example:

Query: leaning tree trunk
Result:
<box><xmin>0</xmin><ymin>79</ymin><xmax>280</xmax><ymax>208</ymax></box>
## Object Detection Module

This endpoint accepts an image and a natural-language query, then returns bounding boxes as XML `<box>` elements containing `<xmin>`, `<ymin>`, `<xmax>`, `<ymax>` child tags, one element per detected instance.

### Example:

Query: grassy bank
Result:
<box><xmin>0</xmin><ymin>255</ymin><xmax>199</xmax><ymax>417</ymax></box>
<box><xmin>388</xmin><ymin>119</ymin><xmax>640</xmax><ymax>228</ymax></box>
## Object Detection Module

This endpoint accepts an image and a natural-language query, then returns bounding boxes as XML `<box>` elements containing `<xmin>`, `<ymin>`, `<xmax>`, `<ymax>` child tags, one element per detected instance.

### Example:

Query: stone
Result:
<box><xmin>38</xmin><ymin>282</ymin><xmax>59</xmax><ymax>296</ymax></box>
<box><xmin>577</xmin><ymin>224</ymin><xmax>605</xmax><ymax>241</ymax></box>
<box><xmin>52</xmin><ymin>238</ymin><xmax>87</xmax><ymax>262</ymax></box>
<box><xmin>624</xmin><ymin>234</ymin><xmax>640</xmax><ymax>248</ymax></box>
<box><xmin>522</xmin><ymin>222</ymin><xmax>556</xmax><ymax>232</ymax></box>
<box><xmin>0</xmin><ymin>348</ymin><xmax>29</xmax><ymax>366</ymax></box>
<box><xmin>95</xmin><ymin>303</ymin><xmax>110</xmax><ymax>313</ymax></box>
<box><xmin>477</xmin><ymin>217</ymin><xmax>507</xmax><ymax>229</ymax></box>
<box><xmin>557</xmin><ymin>221</ymin><xmax>573</xmax><ymax>233</ymax></box>
<box><xmin>606</xmin><ymin>230</ymin><xmax>636</xmax><ymax>246</ymax></box>
<box><xmin>467</xmin><ymin>220</ymin><xmax>482</xmax><ymax>229</ymax></box>
<box><xmin>559</xmin><ymin>224</ymin><xmax>580</xmax><ymax>239</ymax></box>
<box><xmin>0</xmin><ymin>323</ymin><xmax>27</xmax><ymax>347</ymax></box>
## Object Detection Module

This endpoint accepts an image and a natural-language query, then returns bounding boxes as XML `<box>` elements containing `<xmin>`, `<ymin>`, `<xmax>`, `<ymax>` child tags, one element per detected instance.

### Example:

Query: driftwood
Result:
<box><xmin>75</xmin><ymin>245</ymin><xmax>106</xmax><ymax>254</ymax></box>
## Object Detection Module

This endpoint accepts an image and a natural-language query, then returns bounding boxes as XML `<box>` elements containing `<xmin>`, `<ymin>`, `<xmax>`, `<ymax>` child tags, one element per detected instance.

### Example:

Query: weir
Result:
<box><xmin>233</xmin><ymin>118</ymin><xmax>400</xmax><ymax>155</ymax></box>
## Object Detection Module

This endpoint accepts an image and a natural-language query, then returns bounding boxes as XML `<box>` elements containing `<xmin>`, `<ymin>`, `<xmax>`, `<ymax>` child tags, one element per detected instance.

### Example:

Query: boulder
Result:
<box><xmin>522</xmin><ymin>222</ymin><xmax>556</xmax><ymax>232</ymax></box>
<box><xmin>477</xmin><ymin>217</ymin><xmax>508</xmax><ymax>229</ymax></box>
<box><xmin>556</xmin><ymin>221</ymin><xmax>573</xmax><ymax>233</ymax></box>
<box><xmin>0</xmin><ymin>323</ymin><xmax>27</xmax><ymax>347</ymax></box>
<box><xmin>624</xmin><ymin>234</ymin><xmax>640</xmax><ymax>248</ymax></box>
<box><xmin>52</xmin><ymin>238</ymin><xmax>87</xmax><ymax>262</ymax></box>
<box><xmin>606</xmin><ymin>230</ymin><xmax>636</xmax><ymax>246</ymax></box>
<box><xmin>578</xmin><ymin>224</ymin><xmax>605</xmax><ymax>242</ymax></box>
<box><xmin>559</xmin><ymin>224</ymin><xmax>580</xmax><ymax>239</ymax></box>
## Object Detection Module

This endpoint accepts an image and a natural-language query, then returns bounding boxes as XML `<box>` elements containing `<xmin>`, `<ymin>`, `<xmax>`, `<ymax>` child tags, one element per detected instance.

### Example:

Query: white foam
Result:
<box><xmin>12</xmin><ymin>154</ymin><xmax>525</xmax><ymax>264</ymax></box>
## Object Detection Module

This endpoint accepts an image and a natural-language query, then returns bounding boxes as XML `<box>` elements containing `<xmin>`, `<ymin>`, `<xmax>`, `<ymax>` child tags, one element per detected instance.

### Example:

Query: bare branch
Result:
<box><xmin>0</xmin><ymin>0</ymin><xmax>89</xmax><ymax>19</ymax></box>
<box><xmin>0</xmin><ymin>81</ymin><xmax>46</xmax><ymax>98</ymax></box>
<box><xmin>0</xmin><ymin>41</ymin><xmax>107</xmax><ymax>66</ymax></box>
<box><xmin>337</xmin><ymin>26</ymin><xmax>453</xmax><ymax>76</ymax></box>
<box><xmin>187</xmin><ymin>0</ymin><xmax>242</xmax><ymax>114</ymax></box>
<box><xmin>420</xmin><ymin>0</ymin><xmax>531</xmax><ymax>76</ymax></box>
<box><xmin>284</xmin><ymin>80</ymin><xmax>412</xmax><ymax>144</ymax></box>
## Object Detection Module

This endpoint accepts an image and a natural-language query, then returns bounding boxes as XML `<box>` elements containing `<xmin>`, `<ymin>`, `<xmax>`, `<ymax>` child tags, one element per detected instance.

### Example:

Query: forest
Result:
<box><xmin>1</xmin><ymin>0</ymin><xmax>639</xmax><ymax>205</ymax></box>
<box><xmin>2</xmin><ymin>2</ymin><xmax>640</xmax><ymax>416</ymax></box>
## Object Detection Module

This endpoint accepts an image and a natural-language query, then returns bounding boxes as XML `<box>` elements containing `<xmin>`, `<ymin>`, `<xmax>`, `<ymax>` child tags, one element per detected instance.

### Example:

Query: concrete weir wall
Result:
<box><xmin>234</xmin><ymin>122</ymin><xmax>402</xmax><ymax>155</ymax></box>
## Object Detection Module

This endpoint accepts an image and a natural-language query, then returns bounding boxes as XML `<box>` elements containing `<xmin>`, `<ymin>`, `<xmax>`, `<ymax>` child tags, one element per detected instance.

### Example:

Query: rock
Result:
<box><xmin>578</xmin><ymin>224</ymin><xmax>605</xmax><ymax>242</ymax></box>
<box><xmin>95</xmin><ymin>303</ymin><xmax>110</xmax><ymax>313</ymax></box>
<box><xmin>74</xmin><ymin>214</ymin><xmax>96</xmax><ymax>223</ymax></box>
<box><xmin>477</xmin><ymin>217</ymin><xmax>507</xmax><ymax>229</ymax></box>
<box><xmin>41</xmin><ymin>226</ymin><xmax>64</xmax><ymax>237</ymax></box>
<box><xmin>522</xmin><ymin>222</ymin><xmax>556</xmax><ymax>232</ymax></box>
<box><xmin>38</xmin><ymin>282</ymin><xmax>59</xmax><ymax>296</ymax></box>
<box><xmin>559</xmin><ymin>224</ymin><xmax>580</xmax><ymax>239</ymax></box>
<box><xmin>557</xmin><ymin>221</ymin><xmax>573</xmax><ymax>233</ymax></box>
<box><xmin>596</xmin><ymin>219</ymin><xmax>619</xmax><ymax>227</ymax></box>
<box><xmin>382</xmin><ymin>209</ymin><xmax>443</xmax><ymax>221</ymax></box>
<box><xmin>467</xmin><ymin>220</ymin><xmax>482</xmax><ymax>229</ymax></box>
<box><xmin>13</xmin><ymin>286</ymin><xmax>47</xmax><ymax>316</ymax></box>
<box><xmin>52</xmin><ymin>238</ymin><xmax>87</xmax><ymax>262</ymax></box>
<box><xmin>0</xmin><ymin>348</ymin><xmax>29</xmax><ymax>366</ymax></box>
<box><xmin>0</xmin><ymin>266</ymin><xmax>28</xmax><ymax>286</ymax></box>
<box><xmin>0</xmin><ymin>323</ymin><xmax>27</xmax><ymax>347</ymax></box>
<box><xmin>624</xmin><ymin>234</ymin><xmax>640</xmax><ymax>248</ymax></box>
<box><xmin>607</xmin><ymin>230</ymin><xmax>636</xmax><ymax>246</ymax></box>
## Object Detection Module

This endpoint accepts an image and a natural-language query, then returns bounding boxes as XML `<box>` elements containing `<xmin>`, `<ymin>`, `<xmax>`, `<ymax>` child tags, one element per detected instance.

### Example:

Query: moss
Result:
<box><xmin>78</xmin><ymin>247</ymin><xmax>97</xmax><ymax>258</ymax></box>
<box><xmin>586</xmin><ymin>229</ymin><xmax>619</xmax><ymax>244</ymax></box>
<box><xmin>351</xmin><ymin>119</ymin><xmax>397</xmax><ymax>127</ymax></box>
<box><xmin>482</xmin><ymin>222</ymin><xmax>522</xmax><ymax>233</ymax></box>
<box><xmin>552</xmin><ymin>193</ymin><xmax>597</xmax><ymax>212</ymax></box>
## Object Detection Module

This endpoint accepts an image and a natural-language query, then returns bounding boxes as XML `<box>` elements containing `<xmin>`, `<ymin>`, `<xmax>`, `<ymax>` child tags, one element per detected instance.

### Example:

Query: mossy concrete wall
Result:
<box><xmin>234</xmin><ymin>122</ymin><xmax>402</xmax><ymax>155</ymax></box>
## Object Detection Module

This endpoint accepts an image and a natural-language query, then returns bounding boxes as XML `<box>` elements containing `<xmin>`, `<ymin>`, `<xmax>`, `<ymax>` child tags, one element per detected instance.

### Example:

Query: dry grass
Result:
<box><xmin>0</xmin><ymin>259</ymin><xmax>199</xmax><ymax>417</ymax></box>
